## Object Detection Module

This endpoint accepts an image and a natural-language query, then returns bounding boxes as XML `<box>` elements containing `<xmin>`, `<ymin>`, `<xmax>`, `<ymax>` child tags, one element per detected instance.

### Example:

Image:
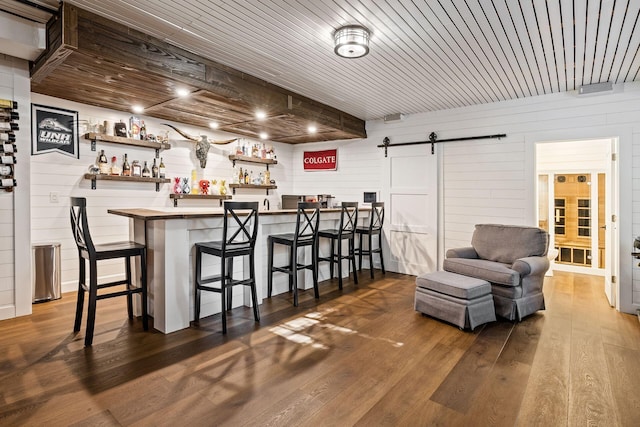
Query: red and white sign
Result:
<box><xmin>303</xmin><ymin>149</ymin><xmax>337</xmax><ymax>171</ymax></box>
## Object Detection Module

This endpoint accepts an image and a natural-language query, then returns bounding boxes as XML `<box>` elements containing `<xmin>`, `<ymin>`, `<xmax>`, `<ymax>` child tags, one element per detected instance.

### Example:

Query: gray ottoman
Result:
<box><xmin>415</xmin><ymin>271</ymin><xmax>496</xmax><ymax>330</ymax></box>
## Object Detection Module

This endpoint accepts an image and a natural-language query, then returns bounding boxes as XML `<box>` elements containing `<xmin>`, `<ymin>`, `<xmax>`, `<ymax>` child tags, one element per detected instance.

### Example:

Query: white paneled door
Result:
<box><xmin>382</xmin><ymin>144</ymin><xmax>438</xmax><ymax>276</ymax></box>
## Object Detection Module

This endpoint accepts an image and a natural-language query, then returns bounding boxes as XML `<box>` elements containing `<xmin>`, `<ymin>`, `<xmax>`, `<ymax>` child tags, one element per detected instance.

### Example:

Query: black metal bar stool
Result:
<box><xmin>318</xmin><ymin>202</ymin><xmax>358</xmax><ymax>289</ymax></box>
<box><xmin>70</xmin><ymin>197</ymin><xmax>148</xmax><ymax>347</ymax></box>
<box><xmin>194</xmin><ymin>201</ymin><xmax>260</xmax><ymax>334</ymax></box>
<box><xmin>267</xmin><ymin>202</ymin><xmax>320</xmax><ymax>307</ymax></box>
<box><xmin>355</xmin><ymin>201</ymin><xmax>385</xmax><ymax>279</ymax></box>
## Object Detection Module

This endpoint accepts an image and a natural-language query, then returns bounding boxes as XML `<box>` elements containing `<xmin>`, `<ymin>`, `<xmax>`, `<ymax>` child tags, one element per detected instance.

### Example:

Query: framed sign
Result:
<box><xmin>303</xmin><ymin>148</ymin><xmax>337</xmax><ymax>171</ymax></box>
<box><xmin>31</xmin><ymin>104</ymin><xmax>79</xmax><ymax>158</ymax></box>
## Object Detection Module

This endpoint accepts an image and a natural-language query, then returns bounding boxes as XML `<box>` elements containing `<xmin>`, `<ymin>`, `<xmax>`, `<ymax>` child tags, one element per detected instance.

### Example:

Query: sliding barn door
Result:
<box><xmin>382</xmin><ymin>144</ymin><xmax>438</xmax><ymax>276</ymax></box>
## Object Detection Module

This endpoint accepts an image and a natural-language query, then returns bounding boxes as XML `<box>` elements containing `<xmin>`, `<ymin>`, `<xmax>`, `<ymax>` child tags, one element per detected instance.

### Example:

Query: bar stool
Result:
<box><xmin>194</xmin><ymin>201</ymin><xmax>260</xmax><ymax>334</ymax></box>
<box><xmin>355</xmin><ymin>201</ymin><xmax>385</xmax><ymax>279</ymax></box>
<box><xmin>318</xmin><ymin>202</ymin><xmax>358</xmax><ymax>289</ymax></box>
<box><xmin>69</xmin><ymin>197</ymin><xmax>148</xmax><ymax>347</ymax></box>
<box><xmin>267</xmin><ymin>202</ymin><xmax>320</xmax><ymax>307</ymax></box>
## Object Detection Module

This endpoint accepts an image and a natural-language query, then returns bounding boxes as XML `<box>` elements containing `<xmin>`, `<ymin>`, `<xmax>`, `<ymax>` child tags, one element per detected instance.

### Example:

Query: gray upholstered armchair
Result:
<box><xmin>443</xmin><ymin>224</ymin><xmax>550</xmax><ymax>321</ymax></box>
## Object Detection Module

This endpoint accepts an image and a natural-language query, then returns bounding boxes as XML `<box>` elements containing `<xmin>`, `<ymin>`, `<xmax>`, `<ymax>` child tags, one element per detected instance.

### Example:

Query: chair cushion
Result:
<box><xmin>415</xmin><ymin>271</ymin><xmax>491</xmax><ymax>299</ymax></box>
<box><xmin>471</xmin><ymin>224</ymin><xmax>549</xmax><ymax>264</ymax></box>
<box><xmin>443</xmin><ymin>258</ymin><xmax>519</xmax><ymax>287</ymax></box>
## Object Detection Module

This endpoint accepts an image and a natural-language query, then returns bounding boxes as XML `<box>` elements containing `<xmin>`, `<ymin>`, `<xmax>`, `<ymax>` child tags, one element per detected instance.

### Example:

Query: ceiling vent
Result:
<box><xmin>578</xmin><ymin>82</ymin><xmax>613</xmax><ymax>96</ymax></box>
<box><xmin>383</xmin><ymin>113</ymin><xmax>405</xmax><ymax>123</ymax></box>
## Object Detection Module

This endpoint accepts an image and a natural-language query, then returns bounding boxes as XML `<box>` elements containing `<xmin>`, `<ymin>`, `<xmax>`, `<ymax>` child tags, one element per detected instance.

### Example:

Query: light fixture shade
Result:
<box><xmin>334</xmin><ymin>25</ymin><xmax>370</xmax><ymax>58</ymax></box>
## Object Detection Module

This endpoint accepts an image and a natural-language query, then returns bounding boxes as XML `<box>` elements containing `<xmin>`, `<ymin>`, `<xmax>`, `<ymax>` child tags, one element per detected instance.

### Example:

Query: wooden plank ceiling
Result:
<box><xmin>22</xmin><ymin>1</ymin><xmax>640</xmax><ymax>139</ymax></box>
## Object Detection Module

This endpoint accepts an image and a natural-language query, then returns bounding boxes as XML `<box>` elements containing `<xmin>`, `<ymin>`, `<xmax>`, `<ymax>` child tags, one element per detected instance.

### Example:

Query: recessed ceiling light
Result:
<box><xmin>209</xmin><ymin>121</ymin><xmax>219</xmax><ymax>129</ymax></box>
<box><xmin>176</xmin><ymin>88</ymin><xmax>190</xmax><ymax>97</ymax></box>
<box><xmin>308</xmin><ymin>125</ymin><xmax>317</xmax><ymax>133</ymax></box>
<box><xmin>259</xmin><ymin>132</ymin><xmax>268</xmax><ymax>140</ymax></box>
<box><xmin>132</xmin><ymin>105</ymin><xmax>144</xmax><ymax>114</ymax></box>
<box><xmin>255</xmin><ymin>111</ymin><xmax>267</xmax><ymax>120</ymax></box>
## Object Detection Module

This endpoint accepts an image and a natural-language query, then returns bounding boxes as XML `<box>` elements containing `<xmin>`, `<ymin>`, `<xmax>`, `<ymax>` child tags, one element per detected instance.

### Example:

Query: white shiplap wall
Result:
<box><xmin>30</xmin><ymin>93</ymin><xmax>294</xmax><ymax>295</ymax></box>
<box><xmin>17</xmin><ymin>81</ymin><xmax>640</xmax><ymax>318</ymax></box>
<box><xmin>294</xmin><ymin>82</ymin><xmax>640</xmax><ymax>314</ymax></box>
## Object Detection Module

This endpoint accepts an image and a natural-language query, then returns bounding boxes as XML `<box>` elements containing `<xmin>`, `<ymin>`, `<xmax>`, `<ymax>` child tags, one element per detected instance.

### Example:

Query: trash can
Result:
<box><xmin>32</xmin><ymin>242</ymin><xmax>61</xmax><ymax>303</ymax></box>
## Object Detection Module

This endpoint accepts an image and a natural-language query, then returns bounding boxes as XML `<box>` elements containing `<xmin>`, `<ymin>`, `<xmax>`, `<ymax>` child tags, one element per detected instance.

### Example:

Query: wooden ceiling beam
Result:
<box><xmin>30</xmin><ymin>2</ymin><xmax>366</xmax><ymax>143</ymax></box>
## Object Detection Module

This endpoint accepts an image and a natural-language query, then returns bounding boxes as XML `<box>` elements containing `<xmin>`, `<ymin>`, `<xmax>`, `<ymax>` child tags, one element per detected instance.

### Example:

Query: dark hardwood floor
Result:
<box><xmin>1</xmin><ymin>270</ymin><xmax>639</xmax><ymax>426</ymax></box>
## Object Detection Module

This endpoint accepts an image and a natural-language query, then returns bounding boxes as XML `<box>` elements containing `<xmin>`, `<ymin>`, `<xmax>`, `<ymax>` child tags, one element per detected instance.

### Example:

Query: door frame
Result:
<box><xmin>534</xmin><ymin>137</ymin><xmax>618</xmax><ymax>307</ymax></box>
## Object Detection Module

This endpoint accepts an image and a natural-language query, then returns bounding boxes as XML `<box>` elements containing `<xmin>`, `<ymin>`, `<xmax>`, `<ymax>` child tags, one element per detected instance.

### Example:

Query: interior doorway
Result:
<box><xmin>536</xmin><ymin>138</ymin><xmax>618</xmax><ymax>307</ymax></box>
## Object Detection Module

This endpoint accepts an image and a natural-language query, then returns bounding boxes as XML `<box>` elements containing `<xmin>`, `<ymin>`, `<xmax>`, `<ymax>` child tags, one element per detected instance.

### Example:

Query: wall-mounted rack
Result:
<box><xmin>169</xmin><ymin>194</ymin><xmax>231</xmax><ymax>207</ymax></box>
<box><xmin>378</xmin><ymin>132</ymin><xmax>507</xmax><ymax>156</ymax></box>
<box><xmin>84</xmin><ymin>132</ymin><xmax>171</xmax><ymax>157</ymax></box>
<box><xmin>84</xmin><ymin>173</ymin><xmax>170</xmax><ymax>191</ymax></box>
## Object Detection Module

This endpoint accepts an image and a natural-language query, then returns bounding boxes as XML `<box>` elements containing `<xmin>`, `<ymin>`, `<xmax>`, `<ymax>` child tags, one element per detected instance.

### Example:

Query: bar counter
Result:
<box><xmin>108</xmin><ymin>206</ymin><xmax>370</xmax><ymax>333</ymax></box>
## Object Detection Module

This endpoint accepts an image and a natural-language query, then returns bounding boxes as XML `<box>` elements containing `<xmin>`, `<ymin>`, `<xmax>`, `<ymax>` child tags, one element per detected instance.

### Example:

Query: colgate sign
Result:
<box><xmin>303</xmin><ymin>149</ymin><xmax>337</xmax><ymax>171</ymax></box>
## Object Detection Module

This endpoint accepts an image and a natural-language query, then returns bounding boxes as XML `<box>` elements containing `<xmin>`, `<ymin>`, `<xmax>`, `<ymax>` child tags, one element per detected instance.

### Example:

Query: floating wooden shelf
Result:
<box><xmin>84</xmin><ymin>132</ymin><xmax>171</xmax><ymax>154</ymax></box>
<box><xmin>169</xmin><ymin>193</ymin><xmax>231</xmax><ymax>207</ymax></box>
<box><xmin>229</xmin><ymin>183</ymin><xmax>277</xmax><ymax>195</ymax></box>
<box><xmin>228</xmin><ymin>154</ymin><xmax>277</xmax><ymax>166</ymax></box>
<box><xmin>84</xmin><ymin>173</ymin><xmax>170</xmax><ymax>191</ymax></box>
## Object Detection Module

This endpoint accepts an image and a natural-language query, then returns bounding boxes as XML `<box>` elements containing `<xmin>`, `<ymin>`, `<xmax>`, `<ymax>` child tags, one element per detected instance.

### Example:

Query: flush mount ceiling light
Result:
<box><xmin>334</xmin><ymin>25</ymin><xmax>370</xmax><ymax>58</ymax></box>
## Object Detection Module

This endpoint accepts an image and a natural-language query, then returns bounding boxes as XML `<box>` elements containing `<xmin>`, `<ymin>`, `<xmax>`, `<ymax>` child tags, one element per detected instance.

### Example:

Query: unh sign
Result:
<box><xmin>303</xmin><ymin>149</ymin><xmax>337</xmax><ymax>171</ymax></box>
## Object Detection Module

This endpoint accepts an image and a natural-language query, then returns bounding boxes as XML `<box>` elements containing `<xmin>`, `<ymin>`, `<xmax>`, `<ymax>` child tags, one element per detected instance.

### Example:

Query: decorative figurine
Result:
<box><xmin>181</xmin><ymin>177</ymin><xmax>190</xmax><ymax>194</ymax></box>
<box><xmin>219</xmin><ymin>179</ymin><xmax>227</xmax><ymax>196</ymax></box>
<box><xmin>199</xmin><ymin>179</ymin><xmax>210</xmax><ymax>195</ymax></box>
<box><xmin>162</xmin><ymin>123</ymin><xmax>237</xmax><ymax>168</ymax></box>
<box><xmin>173</xmin><ymin>177</ymin><xmax>181</xmax><ymax>194</ymax></box>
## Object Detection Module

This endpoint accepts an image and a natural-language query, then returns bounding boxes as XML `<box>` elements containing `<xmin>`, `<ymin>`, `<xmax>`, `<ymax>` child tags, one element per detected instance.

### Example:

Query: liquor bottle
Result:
<box><xmin>250</xmin><ymin>170</ymin><xmax>254</xmax><ymax>184</ymax></box>
<box><xmin>1</xmin><ymin>155</ymin><xmax>15</xmax><ymax>164</ymax></box>
<box><xmin>238</xmin><ymin>167</ymin><xmax>243</xmax><ymax>183</ymax></box>
<box><xmin>0</xmin><ymin>133</ymin><xmax>15</xmax><ymax>142</ymax></box>
<box><xmin>243</xmin><ymin>169</ymin><xmax>248</xmax><ymax>184</ymax></box>
<box><xmin>0</xmin><ymin>122</ymin><xmax>19</xmax><ymax>132</ymax></box>
<box><xmin>0</xmin><ymin>164</ymin><xmax>13</xmax><ymax>175</ymax></box>
<box><xmin>0</xmin><ymin>111</ymin><xmax>19</xmax><ymax>121</ymax></box>
<box><xmin>152</xmin><ymin>158</ymin><xmax>159</xmax><ymax>178</ymax></box>
<box><xmin>142</xmin><ymin>161</ymin><xmax>151</xmax><ymax>177</ymax></box>
<box><xmin>0</xmin><ymin>99</ymin><xmax>17</xmax><ymax>109</ymax></box>
<box><xmin>122</xmin><ymin>153</ymin><xmax>131</xmax><ymax>176</ymax></box>
<box><xmin>139</xmin><ymin>121</ymin><xmax>147</xmax><ymax>140</ymax></box>
<box><xmin>158</xmin><ymin>157</ymin><xmax>166</xmax><ymax>178</ymax></box>
<box><xmin>110</xmin><ymin>156</ymin><xmax>122</xmax><ymax>175</ymax></box>
<box><xmin>1</xmin><ymin>143</ymin><xmax>16</xmax><ymax>153</ymax></box>
<box><xmin>131</xmin><ymin>160</ymin><xmax>142</xmax><ymax>177</ymax></box>
<box><xmin>0</xmin><ymin>178</ymin><xmax>16</xmax><ymax>191</ymax></box>
<box><xmin>98</xmin><ymin>149</ymin><xmax>109</xmax><ymax>174</ymax></box>
<box><xmin>264</xmin><ymin>168</ymin><xmax>270</xmax><ymax>184</ymax></box>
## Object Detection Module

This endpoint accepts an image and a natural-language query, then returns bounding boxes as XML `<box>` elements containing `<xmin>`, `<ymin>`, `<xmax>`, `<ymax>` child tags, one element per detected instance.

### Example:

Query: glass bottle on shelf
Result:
<box><xmin>264</xmin><ymin>168</ymin><xmax>270</xmax><ymax>184</ymax></box>
<box><xmin>243</xmin><ymin>169</ymin><xmax>248</xmax><ymax>184</ymax></box>
<box><xmin>152</xmin><ymin>158</ymin><xmax>159</xmax><ymax>178</ymax></box>
<box><xmin>159</xmin><ymin>157</ymin><xmax>166</xmax><ymax>178</ymax></box>
<box><xmin>238</xmin><ymin>167</ymin><xmax>243</xmax><ymax>184</ymax></box>
<box><xmin>110</xmin><ymin>156</ymin><xmax>122</xmax><ymax>175</ymax></box>
<box><xmin>98</xmin><ymin>149</ymin><xmax>109</xmax><ymax>174</ymax></box>
<box><xmin>131</xmin><ymin>160</ymin><xmax>141</xmax><ymax>177</ymax></box>
<box><xmin>139</xmin><ymin>121</ymin><xmax>147</xmax><ymax>140</ymax></box>
<box><xmin>142</xmin><ymin>161</ymin><xmax>151</xmax><ymax>177</ymax></box>
<box><xmin>249</xmin><ymin>170</ymin><xmax>254</xmax><ymax>184</ymax></box>
<box><xmin>122</xmin><ymin>153</ymin><xmax>131</xmax><ymax>176</ymax></box>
